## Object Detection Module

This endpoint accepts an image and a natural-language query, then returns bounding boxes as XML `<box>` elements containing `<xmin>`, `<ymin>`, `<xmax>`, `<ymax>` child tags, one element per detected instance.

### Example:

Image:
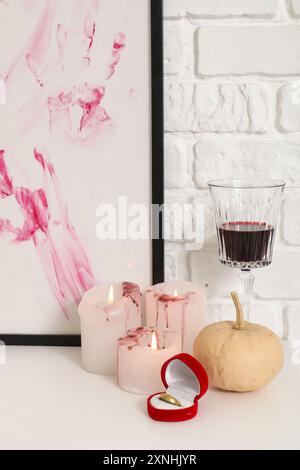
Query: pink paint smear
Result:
<box><xmin>5</xmin><ymin>0</ymin><xmax>58</xmax><ymax>84</ymax></box>
<box><xmin>106</xmin><ymin>32</ymin><xmax>126</xmax><ymax>79</ymax></box>
<box><xmin>48</xmin><ymin>83</ymin><xmax>110</xmax><ymax>141</ymax></box>
<box><xmin>0</xmin><ymin>149</ymin><xmax>95</xmax><ymax>318</ymax></box>
<box><xmin>83</xmin><ymin>14</ymin><xmax>96</xmax><ymax>66</ymax></box>
<box><xmin>0</xmin><ymin>1</ymin><xmax>129</xmax><ymax>318</ymax></box>
<box><xmin>47</xmin><ymin>28</ymin><xmax>126</xmax><ymax>141</ymax></box>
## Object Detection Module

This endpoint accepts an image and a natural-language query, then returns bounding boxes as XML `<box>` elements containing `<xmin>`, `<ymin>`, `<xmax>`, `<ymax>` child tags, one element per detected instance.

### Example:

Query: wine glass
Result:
<box><xmin>208</xmin><ymin>179</ymin><xmax>286</xmax><ymax>321</ymax></box>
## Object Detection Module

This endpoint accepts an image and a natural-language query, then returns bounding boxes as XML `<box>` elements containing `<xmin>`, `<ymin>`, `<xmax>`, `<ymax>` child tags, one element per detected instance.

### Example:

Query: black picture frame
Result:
<box><xmin>0</xmin><ymin>0</ymin><xmax>164</xmax><ymax>347</ymax></box>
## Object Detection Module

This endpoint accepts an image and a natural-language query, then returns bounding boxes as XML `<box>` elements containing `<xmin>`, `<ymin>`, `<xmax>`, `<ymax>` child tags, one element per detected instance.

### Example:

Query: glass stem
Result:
<box><xmin>239</xmin><ymin>269</ymin><xmax>255</xmax><ymax>321</ymax></box>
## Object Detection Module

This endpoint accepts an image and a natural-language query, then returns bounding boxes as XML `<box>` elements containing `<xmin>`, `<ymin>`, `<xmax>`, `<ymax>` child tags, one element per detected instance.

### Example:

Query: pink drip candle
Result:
<box><xmin>78</xmin><ymin>282</ymin><xmax>141</xmax><ymax>375</ymax></box>
<box><xmin>145</xmin><ymin>281</ymin><xmax>207</xmax><ymax>354</ymax></box>
<box><xmin>117</xmin><ymin>328</ymin><xmax>181</xmax><ymax>395</ymax></box>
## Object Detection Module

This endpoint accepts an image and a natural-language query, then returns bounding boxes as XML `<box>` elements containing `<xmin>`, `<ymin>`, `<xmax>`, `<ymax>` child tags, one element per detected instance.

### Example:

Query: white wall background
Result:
<box><xmin>164</xmin><ymin>0</ymin><xmax>300</xmax><ymax>339</ymax></box>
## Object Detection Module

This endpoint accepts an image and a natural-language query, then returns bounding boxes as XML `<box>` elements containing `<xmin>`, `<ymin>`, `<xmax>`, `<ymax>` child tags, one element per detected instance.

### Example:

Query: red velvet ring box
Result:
<box><xmin>147</xmin><ymin>353</ymin><xmax>209</xmax><ymax>422</ymax></box>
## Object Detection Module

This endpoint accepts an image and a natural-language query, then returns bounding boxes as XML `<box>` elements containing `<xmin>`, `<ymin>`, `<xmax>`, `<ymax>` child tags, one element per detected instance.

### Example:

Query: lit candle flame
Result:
<box><xmin>107</xmin><ymin>285</ymin><xmax>114</xmax><ymax>305</ymax></box>
<box><xmin>151</xmin><ymin>331</ymin><xmax>158</xmax><ymax>351</ymax></box>
<box><xmin>174</xmin><ymin>289</ymin><xmax>178</xmax><ymax>296</ymax></box>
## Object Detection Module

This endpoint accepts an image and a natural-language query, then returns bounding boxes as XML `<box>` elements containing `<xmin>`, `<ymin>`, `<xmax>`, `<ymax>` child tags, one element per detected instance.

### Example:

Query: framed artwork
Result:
<box><xmin>0</xmin><ymin>0</ymin><xmax>164</xmax><ymax>345</ymax></box>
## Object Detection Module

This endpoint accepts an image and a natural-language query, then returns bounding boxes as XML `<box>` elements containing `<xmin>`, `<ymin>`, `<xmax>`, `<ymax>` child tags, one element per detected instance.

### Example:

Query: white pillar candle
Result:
<box><xmin>78</xmin><ymin>282</ymin><xmax>141</xmax><ymax>375</ymax></box>
<box><xmin>145</xmin><ymin>280</ymin><xmax>207</xmax><ymax>354</ymax></box>
<box><xmin>117</xmin><ymin>327</ymin><xmax>181</xmax><ymax>395</ymax></box>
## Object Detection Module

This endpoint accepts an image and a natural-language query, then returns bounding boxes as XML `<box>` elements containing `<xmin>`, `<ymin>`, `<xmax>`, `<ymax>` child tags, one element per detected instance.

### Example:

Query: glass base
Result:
<box><xmin>220</xmin><ymin>259</ymin><xmax>271</xmax><ymax>269</ymax></box>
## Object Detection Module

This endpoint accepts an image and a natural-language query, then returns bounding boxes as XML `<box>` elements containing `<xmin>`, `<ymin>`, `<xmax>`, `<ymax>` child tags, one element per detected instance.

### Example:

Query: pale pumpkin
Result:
<box><xmin>193</xmin><ymin>292</ymin><xmax>284</xmax><ymax>392</ymax></box>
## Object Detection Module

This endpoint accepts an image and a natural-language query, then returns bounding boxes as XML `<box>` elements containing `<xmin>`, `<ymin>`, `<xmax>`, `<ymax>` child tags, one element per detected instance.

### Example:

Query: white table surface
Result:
<box><xmin>0</xmin><ymin>343</ymin><xmax>299</xmax><ymax>450</ymax></box>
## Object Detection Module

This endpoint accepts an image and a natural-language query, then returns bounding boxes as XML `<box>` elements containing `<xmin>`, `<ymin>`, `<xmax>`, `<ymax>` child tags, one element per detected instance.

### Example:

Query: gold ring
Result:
<box><xmin>159</xmin><ymin>393</ymin><xmax>182</xmax><ymax>407</ymax></box>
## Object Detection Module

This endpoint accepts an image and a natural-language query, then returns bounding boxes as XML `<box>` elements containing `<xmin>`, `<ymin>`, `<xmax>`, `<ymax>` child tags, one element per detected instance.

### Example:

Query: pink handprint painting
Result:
<box><xmin>0</xmin><ymin>0</ymin><xmax>152</xmax><ymax>335</ymax></box>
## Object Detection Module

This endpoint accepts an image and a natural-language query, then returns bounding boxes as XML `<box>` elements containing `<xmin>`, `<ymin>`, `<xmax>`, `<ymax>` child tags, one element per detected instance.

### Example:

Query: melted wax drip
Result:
<box><xmin>123</xmin><ymin>282</ymin><xmax>142</xmax><ymax>331</ymax></box>
<box><xmin>119</xmin><ymin>327</ymin><xmax>157</xmax><ymax>351</ymax></box>
<box><xmin>122</xmin><ymin>281</ymin><xmax>141</xmax><ymax>313</ymax></box>
<box><xmin>154</xmin><ymin>291</ymin><xmax>194</xmax><ymax>351</ymax></box>
<box><xmin>103</xmin><ymin>305</ymin><xmax>111</xmax><ymax>323</ymax></box>
<box><xmin>101</xmin><ymin>282</ymin><xmax>141</xmax><ymax>329</ymax></box>
<box><xmin>0</xmin><ymin>149</ymin><xmax>95</xmax><ymax>318</ymax></box>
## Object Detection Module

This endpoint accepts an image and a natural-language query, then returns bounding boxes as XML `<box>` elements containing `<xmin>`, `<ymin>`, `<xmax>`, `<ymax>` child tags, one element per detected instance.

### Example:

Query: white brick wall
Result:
<box><xmin>194</xmin><ymin>141</ymin><xmax>300</xmax><ymax>187</ymax></box>
<box><xmin>197</xmin><ymin>25</ymin><xmax>300</xmax><ymax>76</ymax></box>
<box><xmin>279</xmin><ymin>83</ymin><xmax>300</xmax><ymax>131</ymax></box>
<box><xmin>290</xmin><ymin>0</ymin><xmax>300</xmax><ymax>17</ymax></box>
<box><xmin>165</xmin><ymin>83</ymin><xmax>271</xmax><ymax>132</ymax></box>
<box><xmin>165</xmin><ymin>0</ymin><xmax>279</xmax><ymax>19</ymax></box>
<box><xmin>164</xmin><ymin>0</ymin><xmax>300</xmax><ymax>340</ymax></box>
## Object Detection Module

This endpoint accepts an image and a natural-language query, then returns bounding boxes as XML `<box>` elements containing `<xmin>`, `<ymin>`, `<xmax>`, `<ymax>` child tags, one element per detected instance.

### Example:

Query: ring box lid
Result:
<box><xmin>147</xmin><ymin>353</ymin><xmax>209</xmax><ymax>422</ymax></box>
<box><xmin>161</xmin><ymin>353</ymin><xmax>208</xmax><ymax>403</ymax></box>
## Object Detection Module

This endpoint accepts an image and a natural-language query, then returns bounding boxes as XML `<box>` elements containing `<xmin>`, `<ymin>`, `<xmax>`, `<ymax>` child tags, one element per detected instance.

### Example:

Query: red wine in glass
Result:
<box><xmin>208</xmin><ymin>178</ymin><xmax>285</xmax><ymax>321</ymax></box>
<box><xmin>218</xmin><ymin>221</ymin><xmax>275</xmax><ymax>269</ymax></box>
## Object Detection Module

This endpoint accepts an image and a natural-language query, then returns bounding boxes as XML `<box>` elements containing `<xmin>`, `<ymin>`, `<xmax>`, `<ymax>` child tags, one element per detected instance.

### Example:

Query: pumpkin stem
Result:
<box><xmin>231</xmin><ymin>291</ymin><xmax>247</xmax><ymax>330</ymax></box>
